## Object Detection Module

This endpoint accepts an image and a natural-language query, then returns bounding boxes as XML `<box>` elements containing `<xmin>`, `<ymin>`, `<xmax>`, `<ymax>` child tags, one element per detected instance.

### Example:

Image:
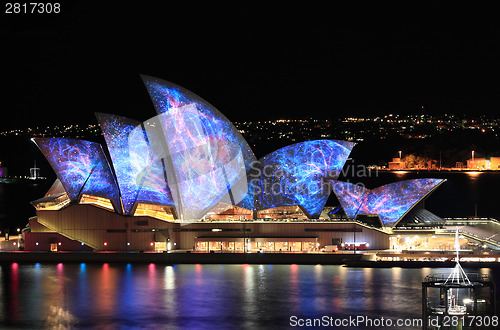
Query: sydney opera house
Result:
<box><xmin>24</xmin><ymin>76</ymin><xmax>447</xmax><ymax>252</ymax></box>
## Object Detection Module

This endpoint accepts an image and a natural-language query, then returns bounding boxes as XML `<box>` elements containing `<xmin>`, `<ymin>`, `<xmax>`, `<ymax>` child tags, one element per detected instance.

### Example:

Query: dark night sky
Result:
<box><xmin>2</xmin><ymin>2</ymin><xmax>500</xmax><ymax>130</ymax></box>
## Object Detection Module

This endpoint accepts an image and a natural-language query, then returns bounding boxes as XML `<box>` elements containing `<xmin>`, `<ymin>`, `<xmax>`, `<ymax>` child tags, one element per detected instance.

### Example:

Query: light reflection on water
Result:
<box><xmin>0</xmin><ymin>263</ymin><xmax>498</xmax><ymax>329</ymax></box>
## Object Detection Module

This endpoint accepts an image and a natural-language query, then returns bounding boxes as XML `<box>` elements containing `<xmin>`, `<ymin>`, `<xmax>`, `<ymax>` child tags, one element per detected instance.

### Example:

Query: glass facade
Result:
<box><xmin>32</xmin><ymin>193</ymin><xmax>70</xmax><ymax>211</ymax></box>
<box><xmin>79</xmin><ymin>194</ymin><xmax>115</xmax><ymax>212</ymax></box>
<box><xmin>256</xmin><ymin>205</ymin><xmax>309</xmax><ymax>220</ymax></box>
<box><xmin>204</xmin><ymin>203</ymin><xmax>253</xmax><ymax>220</ymax></box>
<box><xmin>133</xmin><ymin>203</ymin><xmax>175</xmax><ymax>221</ymax></box>
<box><xmin>194</xmin><ymin>238</ymin><xmax>318</xmax><ymax>252</ymax></box>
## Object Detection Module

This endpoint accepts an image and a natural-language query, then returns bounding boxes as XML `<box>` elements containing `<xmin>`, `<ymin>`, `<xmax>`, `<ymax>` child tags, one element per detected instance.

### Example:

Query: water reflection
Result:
<box><xmin>42</xmin><ymin>263</ymin><xmax>77</xmax><ymax>328</ymax></box>
<box><xmin>0</xmin><ymin>264</ymin><xmax>498</xmax><ymax>329</ymax></box>
<box><xmin>288</xmin><ymin>264</ymin><xmax>299</xmax><ymax>314</ymax></box>
<box><xmin>465</xmin><ymin>171</ymin><xmax>482</xmax><ymax>179</ymax></box>
<box><xmin>97</xmin><ymin>263</ymin><xmax>114</xmax><ymax>318</ymax></box>
<box><xmin>77</xmin><ymin>263</ymin><xmax>88</xmax><ymax>320</ymax></box>
<box><xmin>9</xmin><ymin>263</ymin><xmax>19</xmax><ymax>324</ymax></box>
<box><xmin>243</xmin><ymin>263</ymin><xmax>256</xmax><ymax>319</ymax></box>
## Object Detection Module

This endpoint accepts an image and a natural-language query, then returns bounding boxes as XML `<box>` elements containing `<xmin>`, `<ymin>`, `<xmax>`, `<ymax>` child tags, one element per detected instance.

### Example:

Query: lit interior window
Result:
<box><xmin>204</xmin><ymin>202</ymin><xmax>253</xmax><ymax>220</ymax></box>
<box><xmin>33</xmin><ymin>193</ymin><xmax>71</xmax><ymax>210</ymax></box>
<box><xmin>133</xmin><ymin>203</ymin><xmax>175</xmax><ymax>221</ymax></box>
<box><xmin>79</xmin><ymin>194</ymin><xmax>114</xmax><ymax>211</ymax></box>
<box><xmin>256</xmin><ymin>205</ymin><xmax>308</xmax><ymax>220</ymax></box>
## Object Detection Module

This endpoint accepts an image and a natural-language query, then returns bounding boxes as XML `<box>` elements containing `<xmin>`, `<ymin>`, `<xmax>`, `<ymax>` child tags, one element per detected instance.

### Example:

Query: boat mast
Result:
<box><xmin>445</xmin><ymin>227</ymin><xmax>471</xmax><ymax>285</ymax></box>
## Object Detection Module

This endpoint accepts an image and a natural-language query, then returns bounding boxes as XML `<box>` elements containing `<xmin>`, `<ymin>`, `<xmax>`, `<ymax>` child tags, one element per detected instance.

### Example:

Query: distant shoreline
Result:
<box><xmin>377</xmin><ymin>169</ymin><xmax>500</xmax><ymax>173</ymax></box>
<box><xmin>1</xmin><ymin>170</ymin><xmax>498</xmax><ymax>184</ymax></box>
<box><xmin>343</xmin><ymin>260</ymin><xmax>500</xmax><ymax>268</ymax></box>
<box><xmin>0</xmin><ymin>177</ymin><xmax>49</xmax><ymax>183</ymax></box>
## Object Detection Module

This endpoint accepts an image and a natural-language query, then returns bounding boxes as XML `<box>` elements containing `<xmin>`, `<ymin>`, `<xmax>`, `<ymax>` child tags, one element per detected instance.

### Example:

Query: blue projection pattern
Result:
<box><xmin>34</xmin><ymin>138</ymin><xmax>121</xmax><ymax>211</ymax></box>
<box><xmin>96</xmin><ymin>113</ymin><xmax>173</xmax><ymax>215</ymax></box>
<box><xmin>330</xmin><ymin>178</ymin><xmax>446</xmax><ymax>227</ymax></box>
<box><xmin>33</xmin><ymin>77</ymin><xmax>368</xmax><ymax>221</ymax></box>
<box><xmin>141</xmin><ymin>76</ymin><xmax>256</xmax><ymax>220</ymax></box>
<box><xmin>254</xmin><ymin>140</ymin><xmax>356</xmax><ymax>218</ymax></box>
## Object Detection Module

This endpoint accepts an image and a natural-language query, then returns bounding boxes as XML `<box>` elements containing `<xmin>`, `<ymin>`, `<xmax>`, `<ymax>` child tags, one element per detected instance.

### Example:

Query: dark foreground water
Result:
<box><xmin>0</xmin><ymin>263</ymin><xmax>498</xmax><ymax>329</ymax></box>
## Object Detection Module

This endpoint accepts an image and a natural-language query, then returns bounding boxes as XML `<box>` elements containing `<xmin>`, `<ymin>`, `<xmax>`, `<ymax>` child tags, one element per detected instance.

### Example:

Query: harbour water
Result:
<box><xmin>0</xmin><ymin>172</ymin><xmax>498</xmax><ymax>328</ymax></box>
<box><xmin>1</xmin><ymin>263</ymin><xmax>497</xmax><ymax>329</ymax></box>
<box><xmin>0</xmin><ymin>179</ymin><xmax>52</xmax><ymax>232</ymax></box>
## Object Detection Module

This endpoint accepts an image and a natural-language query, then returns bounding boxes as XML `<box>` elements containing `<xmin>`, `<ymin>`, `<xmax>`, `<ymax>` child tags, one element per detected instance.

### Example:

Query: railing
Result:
<box><xmin>444</xmin><ymin>217</ymin><xmax>500</xmax><ymax>224</ymax></box>
<box><xmin>438</xmin><ymin>227</ymin><xmax>500</xmax><ymax>247</ymax></box>
<box><xmin>424</xmin><ymin>273</ymin><xmax>491</xmax><ymax>283</ymax></box>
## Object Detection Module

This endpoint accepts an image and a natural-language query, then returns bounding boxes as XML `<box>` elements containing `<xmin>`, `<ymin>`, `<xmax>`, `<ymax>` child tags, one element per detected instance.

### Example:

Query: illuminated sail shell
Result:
<box><xmin>254</xmin><ymin>140</ymin><xmax>355</xmax><ymax>218</ymax></box>
<box><xmin>331</xmin><ymin>178</ymin><xmax>446</xmax><ymax>227</ymax></box>
<box><xmin>141</xmin><ymin>76</ymin><xmax>256</xmax><ymax>220</ymax></box>
<box><xmin>33</xmin><ymin>137</ymin><xmax>121</xmax><ymax>212</ymax></box>
<box><xmin>96</xmin><ymin>113</ymin><xmax>173</xmax><ymax>215</ymax></box>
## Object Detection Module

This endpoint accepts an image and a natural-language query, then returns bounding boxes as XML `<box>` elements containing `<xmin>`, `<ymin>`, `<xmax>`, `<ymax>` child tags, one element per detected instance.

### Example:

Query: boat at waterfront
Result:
<box><xmin>422</xmin><ymin>228</ymin><xmax>496</xmax><ymax>329</ymax></box>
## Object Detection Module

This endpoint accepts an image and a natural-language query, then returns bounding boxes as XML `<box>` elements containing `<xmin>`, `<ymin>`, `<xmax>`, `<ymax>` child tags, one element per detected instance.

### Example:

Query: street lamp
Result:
<box><xmin>398</xmin><ymin>150</ymin><xmax>402</xmax><ymax>159</ymax></box>
<box><xmin>472</xmin><ymin>150</ymin><xmax>475</xmax><ymax>169</ymax></box>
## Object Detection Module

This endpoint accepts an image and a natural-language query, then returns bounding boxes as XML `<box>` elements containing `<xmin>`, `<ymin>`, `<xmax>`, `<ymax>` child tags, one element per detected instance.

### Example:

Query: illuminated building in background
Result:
<box><xmin>25</xmin><ymin>76</ymin><xmax>444</xmax><ymax>252</ymax></box>
<box><xmin>466</xmin><ymin>157</ymin><xmax>490</xmax><ymax>170</ymax></box>
<box><xmin>490</xmin><ymin>157</ymin><xmax>500</xmax><ymax>170</ymax></box>
<box><xmin>388</xmin><ymin>157</ymin><xmax>405</xmax><ymax>170</ymax></box>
